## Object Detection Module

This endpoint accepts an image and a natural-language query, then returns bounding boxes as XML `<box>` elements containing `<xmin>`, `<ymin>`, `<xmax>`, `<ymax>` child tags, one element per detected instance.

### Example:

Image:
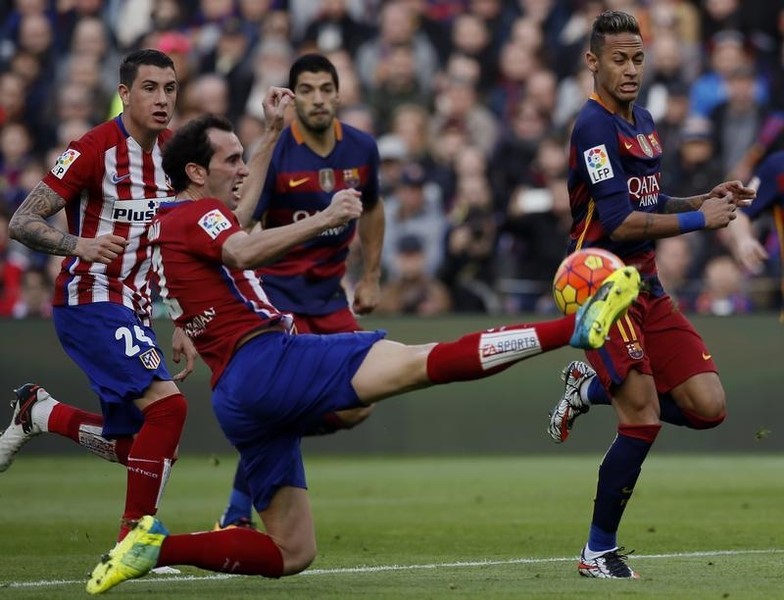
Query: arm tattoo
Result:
<box><xmin>642</xmin><ymin>213</ymin><xmax>655</xmax><ymax>236</ymax></box>
<box><xmin>661</xmin><ymin>196</ymin><xmax>703</xmax><ymax>214</ymax></box>
<box><xmin>9</xmin><ymin>182</ymin><xmax>77</xmax><ymax>256</ymax></box>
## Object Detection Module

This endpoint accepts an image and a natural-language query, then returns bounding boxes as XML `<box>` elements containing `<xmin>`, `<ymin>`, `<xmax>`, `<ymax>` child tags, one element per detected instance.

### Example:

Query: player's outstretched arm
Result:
<box><xmin>222</xmin><ymin>188</ymin><xmax>364</xmax><ymax>270</ymax></box>
<box><xmin>719</xmin><ymin>211</ymin><xmax>769</xmax><ymax>274</ymax></box>
<box><xmin>9</xmin><ymin>181</ymin><xmax>127</xmax><ymax>263</ymax></box>
<box><xmin>234</xmin><ymin>87</ymin><xmax>295</xmax><ymax>230</ymax></box>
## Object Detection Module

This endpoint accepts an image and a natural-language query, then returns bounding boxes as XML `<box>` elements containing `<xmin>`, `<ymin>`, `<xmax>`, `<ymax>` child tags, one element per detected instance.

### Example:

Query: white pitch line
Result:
<box><xmin>3</xmin><ymin>548</ymin><xmax>781</xmax><ymax>589</ymax></box>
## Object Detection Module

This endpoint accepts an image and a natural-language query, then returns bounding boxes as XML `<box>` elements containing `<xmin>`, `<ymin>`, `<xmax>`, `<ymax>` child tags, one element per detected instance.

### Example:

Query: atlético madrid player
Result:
<box><xmin>4</xmin><ymin>49</ymin><xmax>192</xmax><ymax>543</ymax></box>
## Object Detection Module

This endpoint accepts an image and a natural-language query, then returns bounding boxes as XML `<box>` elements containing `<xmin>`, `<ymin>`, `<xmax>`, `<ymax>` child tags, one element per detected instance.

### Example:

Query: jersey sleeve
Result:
<box><xmin>186</xmin><ymin>200</ymin><xmax>244</xmax><ymax>260</ymax></box>
<box><xmin>362</xmin><ymin>141</ymin><xmax>381</xmax><ymax>209</ymax></box>
<box><xmin>745</xmin><ymin>153</ymin><xmax>784</xmax><ymax>219</ymax></box>
<box><xmin>572</xmin><ymin>116</ymin><xmax>634</xmax><ymax>233</ymax></box>
<box><xmin>41</xmin><ymin>140</ymin><xmax>96</xmax><ymax>203</ymax></box>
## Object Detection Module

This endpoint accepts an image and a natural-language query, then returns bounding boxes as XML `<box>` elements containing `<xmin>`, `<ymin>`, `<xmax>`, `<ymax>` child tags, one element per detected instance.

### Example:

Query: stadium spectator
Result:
<box><xmin>545</xmin><ymin>11</ymin><xmax>755</xmax><ymax>579</ymax></box>
<box><xmin>1</xmin><ymin>50</ymin><xmax>195</xmax><ymax>546</ymax></box>
<box><xmin>377</xmin><ymin>233</ymin><xmax>453</xmax><ymax>315</ymax></box>
<box><xmin>82</xmin><ymin>111</ymin><xmax>641</xmax><ymax>594</ymax></box>
<box><xmin>694</xmin><ymin>254</ymin><xmax>752</xmax><ymax>315</ymax></box>
<box><xmin>382</xmin><ymin>161</ymin><xmax>446</xmax><ymax>279</ymax></box>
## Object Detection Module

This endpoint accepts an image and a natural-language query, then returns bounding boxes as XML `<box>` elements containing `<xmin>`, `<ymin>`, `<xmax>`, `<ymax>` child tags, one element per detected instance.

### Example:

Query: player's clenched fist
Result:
<box><xmin>700</xmin><ymin>194</ymin><xmax>737</xmax><ymax>229</ymax></box>
<box><xmin>322</xmin><ymin>188</ymin><xmax>363</xmax><ymax>227</ymax></box>
<box><xmin>75</xmin><ymin>233</ymin><xmax>128</xmax><ymax>264</ymax></box>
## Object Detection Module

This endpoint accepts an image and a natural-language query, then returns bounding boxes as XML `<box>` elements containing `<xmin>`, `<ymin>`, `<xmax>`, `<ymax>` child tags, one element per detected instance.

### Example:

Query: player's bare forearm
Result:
<box><xmin>357</xmin><ymin>198</ymin><xmax>385</xmax><ymax>282</ymax></box>
<box><xmin>660</xmin><ymin>195</ymin><xmax>705</xmax><ymax>213</ymax></box>
<box><xmin>235</xmin><ymin>132</ymin><xmax>281</xmax><ymax>230</ymax></box>
<box><xmin>611</xmin><ymin>211</ymin><xmax>685</xmax><ymax>241</ymax></box>
<box><xmin>9</xmin><ymin>182</ymin><xmax>76</xmax><ymax>255</ymax></box>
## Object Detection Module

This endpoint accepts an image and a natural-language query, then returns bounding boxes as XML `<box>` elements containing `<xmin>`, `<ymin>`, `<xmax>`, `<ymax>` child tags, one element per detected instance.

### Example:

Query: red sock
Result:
<box><xmin>120</xmin><ymin>394</ymin><xmax>187</xmax><ymax>539</ymax></box>
<box><xmin>158</xmin><ymin>528</ymin><xmax>284</xmax><ymax>577</ymax></box>
<box><xmin>681</xmin><ymin>407</ymin><xmax>726</xmax><ymax>430</ymax></box>
<box><xmin>47</xmin><ymin>404</ymin><xmax>133</xmax><ymax>464</ymax></box>
<box><xmin>426</xmin><ymin>315</ymin><xmax>576</xmax><ymax>383</ymax></box>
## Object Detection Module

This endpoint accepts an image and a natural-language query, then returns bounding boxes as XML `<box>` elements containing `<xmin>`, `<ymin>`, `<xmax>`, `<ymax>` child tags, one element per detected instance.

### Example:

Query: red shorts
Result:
<box><xmin>293</xmin><ymin>307</ymin><xmax>362</xmax><ymax>334</ymax></box>
<box><xmin>586</xmin><ymin>292</ymin><xmax>717</xmax><ymax>394</ymax></box>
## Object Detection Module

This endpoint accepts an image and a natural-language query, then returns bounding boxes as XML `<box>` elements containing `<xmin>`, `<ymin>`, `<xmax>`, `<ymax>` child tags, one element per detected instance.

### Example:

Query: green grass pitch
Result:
<box><xmin>1</xmin><ymin>454</ymin><xmax>782</xmax><ymax>599</ymax></box>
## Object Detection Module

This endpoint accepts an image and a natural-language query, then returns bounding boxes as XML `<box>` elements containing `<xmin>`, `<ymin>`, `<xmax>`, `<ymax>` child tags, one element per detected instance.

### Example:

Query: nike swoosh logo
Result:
<box><xmin>111</xmin><ymin>172</ymin><xmax>131</xmax><ymax>184</ymax></box>
<box><xmin>624</xmin><ymin>142</ymin><xmax>633</xmax><ymax>150</ymax></box>
<box><xmin>702</xmin><ymin>353</ymin><xmax>712</xmax><ymax>360</ymax></box>
<box><xmin>289</xmin><ymin>177</ymin><xmax>309</xmax><ymax>188</ymax></box>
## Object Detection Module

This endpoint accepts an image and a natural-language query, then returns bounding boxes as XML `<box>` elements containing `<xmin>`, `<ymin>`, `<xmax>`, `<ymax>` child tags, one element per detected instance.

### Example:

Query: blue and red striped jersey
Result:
<box><xmin>567</xmin><ymin>95</ymin><xmax>664</xmax><ymax>277</ymax></box>
<box><xmin>252</xmin><ymin>120</ymin><xmax>380</xmax><ymax>315</ymax></box>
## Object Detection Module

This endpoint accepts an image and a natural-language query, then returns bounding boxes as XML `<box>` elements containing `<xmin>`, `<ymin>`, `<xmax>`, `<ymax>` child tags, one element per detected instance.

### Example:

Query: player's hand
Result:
<box><xmin>171</xmin><ymin>327</ymin><xmax>197</xmax><ymax>381</ymax></box>
<box><xmin>700</xmin><ymin>193</ymin><xmax>737</xmax><ymax>229</ymax></box>
<box><xmin>708</xmin><ymin>180</ymin><xmax>756</xmax><ymax>207</ymax></box>
<box><xmin>353</xmin><ymin>277</ymin><xmax>381</xmax><ymax>315</ymax></box>
<box><xmin>322</xmin><ymin>188</ymin><xmax>363</xmax><ymax>228</ymax></box>
<box><xmin>733</xmin><ymin>236</ymin><xmax>769</xmax><ymax>274</ymax></box>
<box><xmin>263</xmin><ymin>86</ymin><xmax>295</xmax><ymax>133</ymax></box>
<box><xmin>75</xmin><ymin>234</ymin><xmax>128</xmax><ymax>264</ymax></box>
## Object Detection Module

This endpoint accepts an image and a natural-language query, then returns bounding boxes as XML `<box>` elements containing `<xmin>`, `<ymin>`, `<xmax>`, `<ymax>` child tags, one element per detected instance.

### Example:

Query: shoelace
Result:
<box><xmin>600</xmin><ymin>547</ymin><xmax>635</xmax><ymax>577</ymax></box>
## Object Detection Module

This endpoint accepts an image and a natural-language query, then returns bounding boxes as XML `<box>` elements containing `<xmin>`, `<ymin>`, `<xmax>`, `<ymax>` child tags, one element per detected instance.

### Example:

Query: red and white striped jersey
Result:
<box><xmin>43</xmin><ymin>116</ymin><xmax>174</xmax><ymax>323</ymax></box>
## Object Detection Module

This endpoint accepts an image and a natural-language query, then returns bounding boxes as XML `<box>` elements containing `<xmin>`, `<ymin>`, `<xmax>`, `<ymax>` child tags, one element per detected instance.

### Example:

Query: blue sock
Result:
<box><xmin>657</xmin><ymin>392</ymin><xmax>689</xmax><ymax>426</ymax></box>
<box><xmin>588</xmin><ymin>424</ymin><xmax>660</xmax><ymax>552</ymax></box>
<box><xmin>219</xmin><ymin>462</ymin><xmax>253</xmax><ymax>526</ymax></box>
<box><xmin>587</xmin><ymin>377</ymin><xmax>612</xmax><ymax>405</ymax></box>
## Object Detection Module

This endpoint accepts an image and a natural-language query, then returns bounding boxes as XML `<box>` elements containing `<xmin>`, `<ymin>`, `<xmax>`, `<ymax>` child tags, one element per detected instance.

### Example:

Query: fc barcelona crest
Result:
<box><xmin>139</xmin><ymin>348</ymin><xmax>161</xmax><ymax>370</ymax></box>
<box><xmin>343</xmin><ymin>168</ymin><xmax>360</xmax><ymax>188</ymax></box>
<box><xmin>636</xmin><ymin>134</ymin><xmax>653</xmax><ymax>157</ymax></box>
<box><xmin>319</xmin><ymin>168</ymin><xmax>335</xmax><ymax>192</ymax></box>
<box><xmin>648</xmin><ymin>133</ymin><xmax>661</xmax><ymax>154</ymax></box>
<box><xmin>625</xmin><ymin>341</ymin><xmax>644</xmax><ymax>360</ymax></box>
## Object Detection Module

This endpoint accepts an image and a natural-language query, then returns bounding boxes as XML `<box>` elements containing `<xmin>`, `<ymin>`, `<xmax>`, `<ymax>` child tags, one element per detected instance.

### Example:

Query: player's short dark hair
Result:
<box><xmin>589</xmin><ymin>11</ymin><xmax>641</xmax><ymax>55</ymax></box>
<box><xmin>162</xmin><ymin>114</ymin><xmax>233</xmax><ymax>193</ymax></box>
<box><xmin>120</xmin><ymin>49</ymin><xmax>175</xmax><ymax>88</ymax></box>
<box><xmin>288</xmin><ymin>53</ymin><xmax>339</xmax><ymax>91</ymax></box>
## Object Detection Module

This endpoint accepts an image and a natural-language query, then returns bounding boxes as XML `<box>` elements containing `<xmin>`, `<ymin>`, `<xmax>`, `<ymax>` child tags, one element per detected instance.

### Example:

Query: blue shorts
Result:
<box><xmin>212</xmin><ymin>329</ymin><xmax>386</xmax><ymax>511</ymax></box>
<box><xmin>53</xmin><ymin>303</ymin><xmax>172</xmax><ymax>437</ymax></box>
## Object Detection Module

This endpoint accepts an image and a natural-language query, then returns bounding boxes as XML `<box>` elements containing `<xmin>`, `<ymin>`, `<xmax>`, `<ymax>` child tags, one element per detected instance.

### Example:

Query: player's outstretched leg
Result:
<box><xmin>0</xmin><ymin>384</ymin><xmax>49</xmax><ymax>472</ymax></box>
<box><xmin>570</xmin><ymin>267</ymin><xmax>641</xmax><ymax>349</ymax></box>
<box><xmin>86</xmin><ymin>516</ymin><xmax>168</xmax><ymax>594</ymax></box>
<box><xmin>547</xmin><ymin>361</ymin><xmax>595</xmax><ymax>443</ymax></box>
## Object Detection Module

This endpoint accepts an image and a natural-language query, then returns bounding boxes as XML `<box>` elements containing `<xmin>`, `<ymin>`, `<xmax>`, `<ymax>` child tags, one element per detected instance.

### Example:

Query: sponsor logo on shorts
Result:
<box><xmin>139</xmin><ymin>348</ymin><xmax>161</xmax><ymax>370</ymax></box>
<box><xmin>583</xmin><ymin>145</ymin><xmax>614</xmax><ymax>183</ymax></box>
<box><xmin>198</xmin><ymin>209</ymin><xmax>232</xmax><ymax>239</ymax></box>
<box><xmin>479</xmin><ymin>328</ymin><xmax>540</xmax><ymax>370</ymax></box>
<box><xmin>626</xmin><ymin>341</ymin><xmax>644</xmax><ymax>360</ymax></box>
<box><xmin>50</xmin><ymin>148</ymin><xmax>81</xmax><ymax>179</ymax></box>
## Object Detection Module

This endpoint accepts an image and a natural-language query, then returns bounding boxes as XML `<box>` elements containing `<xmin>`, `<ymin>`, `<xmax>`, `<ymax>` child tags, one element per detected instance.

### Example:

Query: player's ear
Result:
<box><xmin>586</xmin><ymin>51</ymin><xmax>598</xmax><ymax>74</ymax></box>
<box><xmin>118</xmin><ymin>84</ymin><xmax>130</xmax><ymax>108</ymax></box>
<box><xmin>185</xmin><ymin>162</ymin><xmax>206</xmax><ymax>186</ymax></box>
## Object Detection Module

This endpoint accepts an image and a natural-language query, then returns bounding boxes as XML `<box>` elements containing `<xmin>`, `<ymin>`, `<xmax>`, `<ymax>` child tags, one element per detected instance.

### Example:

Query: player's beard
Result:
<box><xmin>298</xmin><ymin>107</ymin><xmax>334</xmax><ymax>134</ymax></box>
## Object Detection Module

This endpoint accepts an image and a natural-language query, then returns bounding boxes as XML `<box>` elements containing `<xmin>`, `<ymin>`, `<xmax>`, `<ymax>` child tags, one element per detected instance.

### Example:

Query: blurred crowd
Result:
<box><xmin>0</xmin><ymin>0</ymin><xmax>782</xmax><ymax>319</ymax></box>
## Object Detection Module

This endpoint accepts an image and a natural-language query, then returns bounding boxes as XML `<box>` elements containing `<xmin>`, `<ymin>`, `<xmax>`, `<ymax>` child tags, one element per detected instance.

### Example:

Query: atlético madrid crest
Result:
<box><xmin>139</xmin><ymin>348</ymin><xmax>161</xmax><ymax>370</ymax></box>
<box><xmin>319</xmin><ymin>168</ymin><xmax>335</xmax><ymax>192</ymax></box>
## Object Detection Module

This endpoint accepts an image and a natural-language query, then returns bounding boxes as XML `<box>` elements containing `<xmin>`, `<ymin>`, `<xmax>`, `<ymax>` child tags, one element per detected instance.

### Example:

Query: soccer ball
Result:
<box><xmin>552</xmin><ymin>248</ymin><xmax>625</xmax><ymax>315</ymax></box>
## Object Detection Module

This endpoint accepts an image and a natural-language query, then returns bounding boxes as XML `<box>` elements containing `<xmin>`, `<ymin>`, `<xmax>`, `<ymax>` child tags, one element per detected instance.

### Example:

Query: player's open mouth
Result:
<box><xmin>152</xmin><ymin>111</ymin><xmax>168</xmax><ymax>122</ymax></box>
<box><xmin>232</xmin><ymin>181</ymin><xmax>242</xmax><ymax>199</ymax></box>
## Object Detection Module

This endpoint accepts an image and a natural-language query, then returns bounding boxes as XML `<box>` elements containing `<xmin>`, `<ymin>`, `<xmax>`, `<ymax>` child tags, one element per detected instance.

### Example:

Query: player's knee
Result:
<box><xmin>159</xmin><ymin>393</ymin><xmax>188</xmax><ymax>427</ymax></box>
<box><xmin>281</xmin><ymin>541</ymin><xmax>317</xmax><ymax>575</ymax></box>
<box><xmin>339</xmin><ymin>405</ymin><xmax>374</xmax><ymax>429</ymax></box>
